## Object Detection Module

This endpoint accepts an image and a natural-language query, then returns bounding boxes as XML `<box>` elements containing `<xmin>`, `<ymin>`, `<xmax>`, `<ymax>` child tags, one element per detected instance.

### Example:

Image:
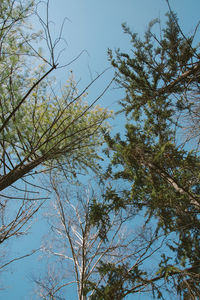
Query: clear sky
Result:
<box><xmin>1</xmin><ymin>1</ymin><xmax>200</xmax><ymax>299</ymax></box>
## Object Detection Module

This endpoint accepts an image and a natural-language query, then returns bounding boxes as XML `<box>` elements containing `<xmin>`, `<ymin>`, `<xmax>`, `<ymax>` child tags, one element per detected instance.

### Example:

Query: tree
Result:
<box><xmin>0</xmin><ymin>0</ymin><xmax>112</xmax><ymax>274</ymax></box>
<box><xmin>98</xmin><ymin>10</ymin><xmax>200</xmax><ymax>299</ymax></box>
<box><xmin>0</xmin><ymin>0</ymin><xmax>111</xmax><ymax>194</ymax></box>
<box><xmin>32</xmin><ymin>178</ymin><xmax>167</xmax><ymax>300</ymax></box>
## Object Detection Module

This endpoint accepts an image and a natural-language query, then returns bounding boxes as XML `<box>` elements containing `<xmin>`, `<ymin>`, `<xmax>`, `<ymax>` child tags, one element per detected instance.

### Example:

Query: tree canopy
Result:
<box><xmin>0</xmin><ymin>0</ymin><xmax>112</xmax><ymax>195</ymax></box>
<box><xmin>94</xmin><ymin>11</ymin><xmax>200</xmax><ymax>299</ymax></box>
<box><xmin>0</xmin><ymin>0</ymin><xmax>111</xmax><ymax>277</ymax></box>
<box><xmin>0</xmin><ymin>1</ymin><xmax>200</xmax><ymax>299</ymax></box>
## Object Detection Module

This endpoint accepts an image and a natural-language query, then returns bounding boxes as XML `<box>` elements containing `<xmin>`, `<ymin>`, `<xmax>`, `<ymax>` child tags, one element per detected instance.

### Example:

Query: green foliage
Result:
<box><xmin>90</xmin><ymin>262</ymin><xmax>128</xmax><ymax>300</ymax></box>
<box><xmin>104</xmin><ymin>11</ymin><xmax>200</xmax><ymax>298</ymax></box>
<box><xmin>11</xmin><ymin>71</ymin><xmax>112</xmax><ymax>175</ymax></box>
<box><xmin>0</xmin><ymin>0</ymin><xmax>112</xmax><ymax>190</ymax></box>
<box><xmin>89</xmin><ymin>198</ymin><xmax>111</xmax><ymax>241</ymax></box>
<box><xmin>88</xmin><ymin>261</ymin><xmax>166</xmax><ymax>300</ymax></box>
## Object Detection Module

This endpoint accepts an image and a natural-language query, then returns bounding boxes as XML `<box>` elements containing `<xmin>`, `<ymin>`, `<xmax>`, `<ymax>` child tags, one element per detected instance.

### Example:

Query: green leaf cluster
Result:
<box><xmin>0</xmin><ymin>0</ymin><xmax>112</xmax><ymax>185</ymax></box>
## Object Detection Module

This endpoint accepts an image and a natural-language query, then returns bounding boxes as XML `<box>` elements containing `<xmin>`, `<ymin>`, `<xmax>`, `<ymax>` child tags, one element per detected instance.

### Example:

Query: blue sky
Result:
<box><xmin>1</xmin><ymin>0</ymin><xmax>200</xmax><ymax>299</ymax></box>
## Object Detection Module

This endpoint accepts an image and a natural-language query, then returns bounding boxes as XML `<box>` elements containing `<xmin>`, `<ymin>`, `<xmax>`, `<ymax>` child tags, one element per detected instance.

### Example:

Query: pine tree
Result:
<box><xmin>97</xmin><ymin>11</ymin><xmax>200</xmax><ymax>299</ymax></box>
